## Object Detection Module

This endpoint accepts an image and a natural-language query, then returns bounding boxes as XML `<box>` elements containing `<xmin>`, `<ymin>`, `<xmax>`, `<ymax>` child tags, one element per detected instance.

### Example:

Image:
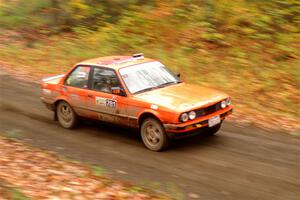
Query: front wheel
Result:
<box><xmin>140</xmin><ymin>118</ymin><xmax>169</xmax><ymax>151</ymax></box>
<box><xmin>56</xmin><ymin>101</ymin><xmax>78</xmax><ymax>129</ymax></box>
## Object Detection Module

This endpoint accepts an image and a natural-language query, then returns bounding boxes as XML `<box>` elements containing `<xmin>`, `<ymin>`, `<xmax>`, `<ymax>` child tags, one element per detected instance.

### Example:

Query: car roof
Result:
<box><xmin>77</xmin><ymin>55</ymin><xmax>155</xmax><ymax>70</ymax></box>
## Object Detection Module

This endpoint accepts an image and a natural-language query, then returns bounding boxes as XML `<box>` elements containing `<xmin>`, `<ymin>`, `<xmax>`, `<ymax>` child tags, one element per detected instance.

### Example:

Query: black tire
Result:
<box><xmin>206</xmin><ymin>123</ymin><xmax>222</xmax><ymax>135</ymax></box>
<box><xmin>140</xmin><ymin>118</ymin><xmax>169</xmax><ymax>151</ymax></box>
<box><xmin>56</xmin><ymin>101</ymin><xmax>78</xmax><ymax>129</ymax></box>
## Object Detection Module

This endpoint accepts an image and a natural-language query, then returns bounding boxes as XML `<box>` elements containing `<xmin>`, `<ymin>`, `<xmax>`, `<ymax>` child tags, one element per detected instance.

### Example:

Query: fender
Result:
<box><xmin>54</xmin><ymin>96</ymin><xmax>69</xmax><ymax>107</ymax></box>
<box><xmin>137</xmin><ymin>109</ymin><xmax>165</xmax><ymax>125</ymax></box>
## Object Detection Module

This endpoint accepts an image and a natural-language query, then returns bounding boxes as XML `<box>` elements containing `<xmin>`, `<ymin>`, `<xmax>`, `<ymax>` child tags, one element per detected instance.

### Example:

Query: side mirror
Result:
<box><xmin>112</xmin><ymin>87</ymin><xmax>121</xmax><ymax>95</ymax></box>
<box><xmin>111</xmin><ymin>87</ymin><xmax>126</xmax><ymax>96</ymax></box>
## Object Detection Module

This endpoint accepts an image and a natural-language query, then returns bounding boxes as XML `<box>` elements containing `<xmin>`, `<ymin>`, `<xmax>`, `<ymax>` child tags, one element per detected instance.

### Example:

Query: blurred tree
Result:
<box><xmin>0</xmin><ymin>0</ymin><xmax>299</xmax><ymax>49</ymax></box>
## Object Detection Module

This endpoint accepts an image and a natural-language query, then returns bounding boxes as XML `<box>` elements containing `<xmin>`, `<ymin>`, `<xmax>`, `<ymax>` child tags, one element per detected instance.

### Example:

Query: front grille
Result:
<box><xmin>195</xmin><ymin>101</ymin><xmax>222</xmax><ymax>118</ymax></box>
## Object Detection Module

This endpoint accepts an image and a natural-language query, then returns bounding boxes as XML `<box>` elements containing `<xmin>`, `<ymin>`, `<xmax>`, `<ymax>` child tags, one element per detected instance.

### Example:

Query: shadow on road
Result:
<box><xmin>79</xmin><ymin>118</ymin><xmax>222</xmax><ymax>152</ymax></box>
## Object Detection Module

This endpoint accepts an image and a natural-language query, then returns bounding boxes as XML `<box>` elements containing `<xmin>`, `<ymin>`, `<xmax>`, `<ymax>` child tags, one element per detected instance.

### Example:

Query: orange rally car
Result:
<box><xmin>41</xmin><ymin>53</ymin><xmax>233</xmax><ymax>151</ymax></box>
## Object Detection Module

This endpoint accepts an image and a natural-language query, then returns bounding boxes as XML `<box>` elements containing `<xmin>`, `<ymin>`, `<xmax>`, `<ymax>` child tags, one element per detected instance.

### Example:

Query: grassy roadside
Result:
<box><xmin>0</xmin><ymin>32</ymin><xmax>299</xmax><ymax>133</ymax></box>
<box><xmin>0</xmin><ymin>136</ymin><xmax>173</xmax><ymax>200</ymax></box>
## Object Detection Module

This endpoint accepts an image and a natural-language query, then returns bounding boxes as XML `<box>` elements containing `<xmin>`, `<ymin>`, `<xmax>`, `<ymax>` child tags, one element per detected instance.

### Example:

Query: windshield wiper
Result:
<box><xmin>134</xmin><ymin>81</ymin><xmax>181</xmax><ymax>94</ymax></box>
<box><xmin>157</xmin><ymin>81</ymin><xmax>179</xmax><ymax>88</ymax></box>
<box><xmin>134</xmin><ymin>87</ymin><xmax>156</xmax><ymax>94</ymax></box>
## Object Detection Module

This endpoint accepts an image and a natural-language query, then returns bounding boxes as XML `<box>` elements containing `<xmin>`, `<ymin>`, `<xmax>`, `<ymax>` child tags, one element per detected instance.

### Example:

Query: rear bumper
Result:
<box><xmin>164</xmin><ymin>107</ymin><xmax>233</xmax><ymax>137</ymax></box>
<box><xmin>40</xmin><ymin>97</ymin><xmax>55</xmax><ymax>111</ymax></box>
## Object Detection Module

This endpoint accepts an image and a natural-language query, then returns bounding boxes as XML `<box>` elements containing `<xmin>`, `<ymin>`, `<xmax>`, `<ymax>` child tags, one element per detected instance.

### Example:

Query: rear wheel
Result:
<box><xmin>206</xmin><ymin>123</ymin><xmax>222</xmax><ymax>135</ymax></box>
<box><xmin>56</xmin><ymin>101</ymin><xmax>78</xmax><ymax>129</ymax></box>
<box><xmin>140</xmin><ymin>118</ymin><xmax>169</xmax><ymax>151</ymax></box>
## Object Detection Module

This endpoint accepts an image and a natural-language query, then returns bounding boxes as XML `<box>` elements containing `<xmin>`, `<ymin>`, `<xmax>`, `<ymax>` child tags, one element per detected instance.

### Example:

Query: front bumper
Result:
<box><xmin>163</xmin><ymin>106</ymin><xmax>233</xmax><ymax>136</ymax></box>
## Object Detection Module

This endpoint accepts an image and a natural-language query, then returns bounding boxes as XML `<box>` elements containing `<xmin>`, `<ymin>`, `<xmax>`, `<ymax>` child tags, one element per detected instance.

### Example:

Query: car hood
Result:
<box><xmin>134</xmin><ymin>83</ymin><xmax>228</xmax><ymax>112</ymax></box>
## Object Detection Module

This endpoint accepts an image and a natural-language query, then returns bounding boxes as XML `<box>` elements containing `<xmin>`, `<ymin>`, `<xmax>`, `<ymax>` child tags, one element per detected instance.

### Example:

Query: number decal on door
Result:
<box><xmin>95</xmin><ymin>97</ymin><xmax>117</xmax><ymax>109</ymax></box>
<box><xmin>106</xmin><ymin>99</ymin><xmax>117</xmax><ymax>108</ymax></box>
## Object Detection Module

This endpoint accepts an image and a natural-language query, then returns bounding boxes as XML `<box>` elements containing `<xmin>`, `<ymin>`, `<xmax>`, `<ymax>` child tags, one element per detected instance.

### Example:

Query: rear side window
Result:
<box><xmin>65</xmin><ymin>66</ymin><xmax>90</xmax><ymax>88</ymax></box>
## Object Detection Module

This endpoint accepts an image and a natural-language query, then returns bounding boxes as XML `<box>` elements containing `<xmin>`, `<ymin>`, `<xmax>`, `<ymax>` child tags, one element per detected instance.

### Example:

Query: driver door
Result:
<box><xmin>86</xmin><ymin>67</ymin><xmax>128</xmax><ymax>125</ymax></box>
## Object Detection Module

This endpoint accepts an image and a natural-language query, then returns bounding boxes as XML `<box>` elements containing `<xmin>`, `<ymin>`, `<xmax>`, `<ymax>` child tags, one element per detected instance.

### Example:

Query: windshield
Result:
<box><xmin>119</xmin><ymin>61</ymin><xmax>179</xmax><ymax>94</ymax></box>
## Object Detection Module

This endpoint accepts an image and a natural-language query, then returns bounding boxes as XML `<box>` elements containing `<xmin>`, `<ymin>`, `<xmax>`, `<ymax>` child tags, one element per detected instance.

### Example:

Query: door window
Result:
<box><xmin>65</xmin><ymin>66</ymin><xmax>90</xmax><ymax>88</ymax></box>
<box><xmin>92</xmin><ymin>67</ymin><xmax>122</xmax><ymax>94</ymax></box>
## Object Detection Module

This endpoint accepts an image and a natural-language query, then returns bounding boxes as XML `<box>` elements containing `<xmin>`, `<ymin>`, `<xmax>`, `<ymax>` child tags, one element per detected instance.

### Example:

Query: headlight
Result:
<box><xmin>180</xmin><ymin>113</ymin><xmax>189</xmax><ymax>122</ymax></box>
<box><xmin>221</xmin><ymin>100</ymin><xmax>227</xmax><ymax>109</ymax></box>
<box><xmin>189</xmin><ymin>111</ymin><xmax>196</xmax><ymax>120</ymax></box>
<box><xmin>226</xmin><ymin>97</ymin><xmax>231</xmax><ymax>105</ymax></box>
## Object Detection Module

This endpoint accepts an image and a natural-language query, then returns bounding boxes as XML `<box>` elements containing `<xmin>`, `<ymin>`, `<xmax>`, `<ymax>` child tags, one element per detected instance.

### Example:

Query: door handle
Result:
<box><xmin>88</xmin><ymin>93</ymin><xmax>93</xmax><ymax>98</ymax></box>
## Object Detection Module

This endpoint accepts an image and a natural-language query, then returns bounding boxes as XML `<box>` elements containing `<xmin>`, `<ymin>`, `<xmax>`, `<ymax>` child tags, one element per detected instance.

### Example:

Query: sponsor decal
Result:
<box><xmin>150</xmin><ymin>104</ymin><xmax>158</xmax><ymax>110</ymax></box>
<box><xmin>95</xmin><ymin>97</ymin><xmax>106</xmax><ymax>105</ymax></box>
<box><xmin>97</xmin><ymin>113</ymin><xmax>116</xmax><ymax>122</ymax></box>
<box><xmin>95</xmin><ymin>97</ymin><xmax>117</xmax><ymax>108</ymax></box>
<box><xmin>106</xmin><ymin>99</ymin><xmax>117</xmax><ymax>108</ymax></box>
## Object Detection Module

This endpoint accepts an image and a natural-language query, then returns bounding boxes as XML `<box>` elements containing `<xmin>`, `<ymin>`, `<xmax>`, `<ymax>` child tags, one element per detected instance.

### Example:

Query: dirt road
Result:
<box><xmin>0</xmin><ymin>71</ymin><xmax>299</xmax><ymax>199</ymax></box>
